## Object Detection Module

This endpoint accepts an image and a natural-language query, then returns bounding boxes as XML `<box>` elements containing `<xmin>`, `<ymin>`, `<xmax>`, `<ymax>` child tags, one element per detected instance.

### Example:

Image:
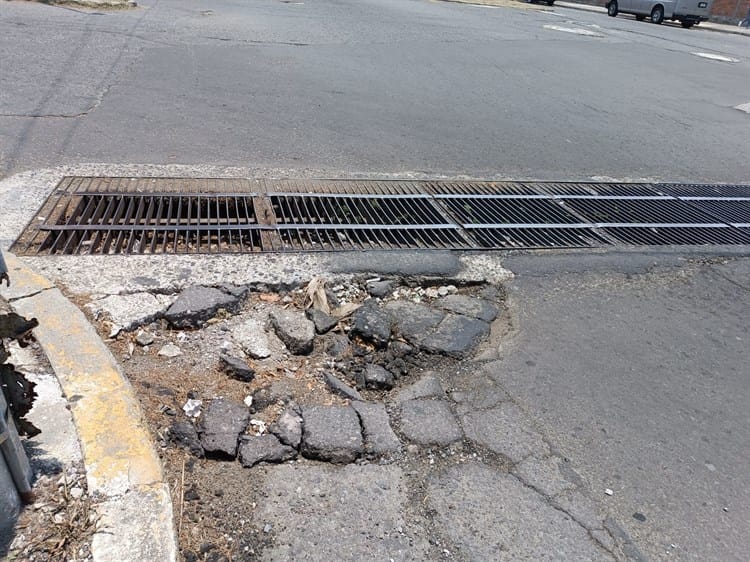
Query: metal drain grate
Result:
<box><xmin>11</xmin><ymin>178</ymin><xmax>750</xmax><ymax>255</ymax></box>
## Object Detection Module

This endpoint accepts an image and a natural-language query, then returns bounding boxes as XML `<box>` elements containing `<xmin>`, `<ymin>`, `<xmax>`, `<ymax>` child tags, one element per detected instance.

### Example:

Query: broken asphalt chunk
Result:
<box><xmin>164</xmin><ymin>286</ymin><xmax>242</xmax><ymax>329</ymax></box>
<box><xmin>399</xmin><ymin>399</ymin><xmax>462</xmax><ymax>446</ymax></box>
<box><xmin>351</xmin><ymin>401</ymin><xmax>401</xmax><ymax>455</ymax></box>
<box><xmin>269</xmin><ymin>403</ymin><xmax>303</xmax><ymax>448</ymax></box>
<box><xmin>300</xmin><ymin>405</ymin><xmax>363</xmax><ymax>463</ymax></box>
<box><xmin>434</xmin><ymin>294</ymin><xmax>498</xmax><ymax>322</ymax></box>
<box><xmin>219</xmin><ymin>353</ymin><xmax>256</xmax><ymax>382</ymax></box>
<box><xmin>363</xmin><ymin>364</ymin><xmax>395</xmax><ymax>390</ymax></box>
<box><xmin>239</xmin><ymin>434</ymin><xmax>297</xmax><ymax>467</ymax></box>
<box><xmin>169</xmin><ymin>420</ymin><xmax>204</xmax><ymax>457</ymax></box>
<box><xmin>323</xmin><ymin>372</ymin><xmax>362</xmax><ymax>401</ymax></box>
<box><xmin>305</xmin><ymin>308</ymin><xmax>338</xmax><ymax>334</ymax></box>
<box><xmin>269</xmin><ymin>308</ymin><xmax>315</xmax><ymax>355</ymax></box>
<box><xmin>350</xmin><ymin>300</ymin><xmax>392</xmax><ymax>348</ymax></box>
<box><xmin>199</xmin><ymin>399</ymin><xmax>250</xmax><ymax>458</ymax></box>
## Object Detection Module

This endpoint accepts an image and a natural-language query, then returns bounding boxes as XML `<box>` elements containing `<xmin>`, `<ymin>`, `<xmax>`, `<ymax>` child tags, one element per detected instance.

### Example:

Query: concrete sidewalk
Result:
<box><xmin>556</xmin><ymin>1</ymin><xmax>750</xmax><ymax>35</ymax></box>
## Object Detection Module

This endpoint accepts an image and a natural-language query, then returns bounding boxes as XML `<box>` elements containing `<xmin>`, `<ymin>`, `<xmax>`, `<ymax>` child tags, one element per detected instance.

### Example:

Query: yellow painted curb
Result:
<box><xmin>1</xmin><ymin>252</ymin><xmax>177</xmax><ymax>561</ymax></box>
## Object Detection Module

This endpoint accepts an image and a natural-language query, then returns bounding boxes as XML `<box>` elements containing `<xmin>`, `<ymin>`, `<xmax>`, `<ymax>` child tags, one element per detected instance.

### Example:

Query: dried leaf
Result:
<box><xmin>305</xmin><ymin>276</ymin><xmax>330</xmax><ymax>314</ymax></box>
<box><xmin>259</xmin><ymin>293</ymin><xmax>281</xmax><ymax>303</ymax></box>
<box><xmin>332</xmin><ymin>302</ymin><xmax>360</xmax><ymax>318</ymax></box>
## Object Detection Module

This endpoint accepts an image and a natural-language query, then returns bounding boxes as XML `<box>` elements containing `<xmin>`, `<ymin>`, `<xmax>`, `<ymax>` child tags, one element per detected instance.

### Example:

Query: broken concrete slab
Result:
<box><xmin>323</xmin><ymin>372</ymin><xmax>362</xmax><ymax>401</ymax></box>
<box><xmin>238</xmin><ymin>434</ymin><xmax>296</xmax><ymax>467</ymax></box>
<box><xmin>351</xmin><ymin>401</ymin><xmax>401</xmax><ymax>455</ymax></box>
<box><xmin>399</xmin><ymin>399</ymin><xmax>462</xmax><ymax>446</ymax></box>
<box><xmin>300</xmin><ymin>405</ymin><xmax>363</xmax><ymax>463</ymax></box>
<box><xmin>434</xmin><ymin>294</ymin><xmax>498</xmax><ymax>322</ymax></box>
<box><xmin>219</xmin><ymin>353</ymin><xmax>255</xmax><ymax>382</ymax></box>
<box><xmin>305</xmin><ymin>308</ymin><xmax>338</xmax><ymax>334</ymax></box>
<box><xmin>199</xmin><ymin>399</ymin><xmax>250</xmax><ymax>458</ymax></box>
<box><xmin>394</xmin><ymin>374</ymin><xmax>444</xmax><ymax>402</ymax></box>
<box><xmin>419</xmin><ymin>314</ymin><xmax>489</xmax><ymax>358</ymax></box>
<box><xmin>233</xmin><ymin>317</ymin><xmax>272</xmax><ymax>359</ymax></box>
<box><xmin>164</xmin><ymin>286</ymin><xmax>241</xmax><ymax>329</ymax></box>
<box><xmin>350</xmin><ymin>300</ymin><xmax>391</xmax><ymax>348</ymax></box>
<box><xmin>363</xmin><ymin>364</ymin><xmax>395</xmax><ymax>390</ymax></box>
<box><xmin>460</xmin><ymin>403</ymin><xmax>549</xmax><ymax>463</ymax></box>
<box><xmin>385</xmin><ymin>301</ymin><xmax>444</xmax><ymax>344</ymax></box>
<box><xmin>254</xmin><ymin>463</ymin><xmax>430</xmax><ymax>560</ymax></box>
<box><xmin>269</xmin><ymin>404</ymin><xmax>303</xmax><ymax>449</ymax></box>
<box><xmin>428</xmin><ymin>463</ymin><xmax>612</xmax><ymax>560</ymax></box>
<box><xmin>269</xmin><ymin>308</ymin><xmax>315</xmax><ymax>355</ymax></box>
<box><xmin>87</xmin><ymin>292</ymin><xmax>172</xmax><ymax>331</ymax></box>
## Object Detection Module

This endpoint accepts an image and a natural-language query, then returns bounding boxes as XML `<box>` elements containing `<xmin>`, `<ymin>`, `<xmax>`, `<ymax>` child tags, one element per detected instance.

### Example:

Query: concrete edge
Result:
<box><xmin>0</xmin><ymin>252</ymin><xmax>177</xmax><ymax>562</ymax></box>
<box><xmin>45</xmin><ymin>0</ymin><xmax>138</xmax><ymax>10</ymax></box>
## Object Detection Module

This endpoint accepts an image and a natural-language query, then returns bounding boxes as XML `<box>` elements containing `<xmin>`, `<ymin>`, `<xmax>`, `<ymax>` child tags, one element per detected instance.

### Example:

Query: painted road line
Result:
<box><xmin>543</xmin><ymin>24</ymin><xmax>604</xmax><ymax>37</ymax></box>
<box><xmin>692</xmin><ymin>52</ymin><xmax>739</xmax><ymax>63</ymax></box>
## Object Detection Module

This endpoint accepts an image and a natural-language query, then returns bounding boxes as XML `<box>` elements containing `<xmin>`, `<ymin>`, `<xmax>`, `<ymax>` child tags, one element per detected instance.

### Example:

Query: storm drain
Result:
<box><xmin>11</xmin><ymin>178</ymin><xmax>750</xmax><ymax>255</ymax></box>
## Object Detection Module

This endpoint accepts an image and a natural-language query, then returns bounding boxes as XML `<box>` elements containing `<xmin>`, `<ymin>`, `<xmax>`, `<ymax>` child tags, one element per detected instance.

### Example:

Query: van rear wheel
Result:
<box><xmin>607</xmin><ymin>1</ymin><xmax>618</xmax><ymax>16</ymax></box>
<box><xmin>651</xmin><ymin>5</ymin><xmax>664</xmax><ymax>24</ymax></box>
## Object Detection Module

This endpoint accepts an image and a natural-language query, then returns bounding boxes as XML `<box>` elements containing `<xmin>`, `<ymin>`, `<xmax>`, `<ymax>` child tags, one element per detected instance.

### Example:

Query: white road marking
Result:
<box><xmin>735</xmin><ymin>102</ymin><xmax>750</xmax><ymax>114</ymax></box>
<box><xmin>692</xmin><ymin>52</ymin><xmax>739</xmax><ymax>63</ymax></box>
<box><xmin>543</xmin><ymin>24</ymin><xmax>604</xmax><ymax>37</ymax></box>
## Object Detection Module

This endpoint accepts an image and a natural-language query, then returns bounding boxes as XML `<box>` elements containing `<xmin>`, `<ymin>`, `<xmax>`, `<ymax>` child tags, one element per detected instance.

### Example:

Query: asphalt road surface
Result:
<box><xmin>1</xmin><ymin>0</ymin><xmax>749</xmax><ymax>181</ymax></box>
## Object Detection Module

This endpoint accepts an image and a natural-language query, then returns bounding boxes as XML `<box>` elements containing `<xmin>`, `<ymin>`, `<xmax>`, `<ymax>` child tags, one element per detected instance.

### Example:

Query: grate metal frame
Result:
<box><xmin>11</xmin><ymin>177</ymin><xmax>750</xmax><ymax>255</ymax></box>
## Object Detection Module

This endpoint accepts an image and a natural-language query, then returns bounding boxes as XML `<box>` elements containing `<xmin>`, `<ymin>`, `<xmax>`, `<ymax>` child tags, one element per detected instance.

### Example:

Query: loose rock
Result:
<box><xmin>169</xmin><ymin>421</ymin><xmax>204</xmax><ymax>457</ymax></box>
<box><xmin>165</xmin><ymin>286</ymin><xmax>241</xmax><ymax>329</ymax></box>
<box><xmin>269</xmin><ymin>404</ymin><xmax>303</xmax><ymax>448</ymax></box>
<box><xmin>158</xmin><ymin>343</ymin><xmax>182</xmax><ymax>358</ymax></box>
<box><xmin>269</xmin><ymin>308</ymin><xmax>316</xmax><ymax>355</ymax></box>
<box><xmin>135</xmin><ymin>330</ymin><xmax>155</xmax><ymax>347</ymax></box>
<box><xmin>350</xmin><ymin>300</ymin><xmax>392</xmax><ymax>348</ymax></box>
<box><xmin>233</xmin><ymin>318</ymin><xmax>272</xmax><ymax>359</ymax></box>
<box><xmin>363</xmin><ymin>364</ymin><xmax>395</xmax><ymax>390</ymax></box>
<box><xmin>239</xmin><ymin>434</ymin><xmax>296</xmax><ymax>467</ymax></box>
<box><xmin>199</xmin><ymin>399</ymin><xmax>250</xmax><ymax>458</ymax></box>
<box><xmin>351</xmin><ymin>402</ymin><xmax>401</xmax><ymax>455</ymax></box>
<box><xmin>323</xmin><ymin>372</ymin><xmax>362</xmax><ymax>401</ymax></box>
<box><xmin>305</xmin><ymin>308</ymin><xmax>339</xmax><ymax>334</ymax></box>
<box><xmin>399</xmin><ymin>399</ymin><xmax>462</xmax><ymax>446</ymax></box>
<box><xmin>366</xmin><ymin>279</ymin><xmax>395</xmax><ymax>298</ymax></box>
<box><xmin>300</xmin><ymin>406</ymin><xmax>363</xmax><ymax>463</ymax></box>
<box><xmin>219</xmin><ymin>353</ymin><xmax>256</xmax><ymax>382</ymax></box>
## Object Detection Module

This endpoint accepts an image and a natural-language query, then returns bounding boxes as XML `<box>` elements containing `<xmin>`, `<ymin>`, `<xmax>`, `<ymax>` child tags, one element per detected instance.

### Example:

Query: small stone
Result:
<box><xmin>350</xmin><ymin>300</ymin><xmax>392</xmax><ymax>348</ymax></box>
<box><xmin>437</xmin><ymin>286</ymin><xmax>450</xmax><ymax>297</ymax></box>
<box><xmin>239</xmin><ymin>434</ymin><xmax>296</xmax><ymax>467</ymax></box>
<box><xmin>351</xmin><ymin>402</ymin><xmax>401</xmax><ymax>455</ymax></box>
<box><xmin>388</xmin><ymin>341</ymin><xmax>414</xmax><ymax>357</ymax></box>
<box><xmin>135</xmin><ymin>330</ymin><xmax>155</xmax><ymax>347</ymax></box>
<box><xmin>269</xmin><ymin>308</ymin><xmax>316</xmax><ymax>355</ymax></box>
<box><xmin>263</xmin><ymin>523</ymin><xmax>273</xmax><ymax>533</ymax></box>
<box><xmin>300</xmin><ymin>405</ymin><xmax>364</xmax><ymax>463</ymax></box>
<box><xmin>399</xmin><ymin>400</ymin><xmax>462</xmax><ymax>446</ymax></box>
<box><xmin>269</xmin><ymin>404</ymin><xmax>303</xmax><ymax>448</ymax></box>
<box><xmin>424</xmin><ymin>287</ymin><xmax>439</xmax><ymax>299</ymax></box>
<box><xmin>604</xmin><ymin>488</ymin><xmax>614</xmax><ymax>496</ymax></box>
<box><xmin>305</xmin><ymin>308</ymin><xmax>339</xmax><ymax>334</ymax></box>
<box><xmin>325</xmin><ymin>334</ymin><xmax>351</xmax><ymax>357</ymax></box>
<box><xmin>158</xmin><ymin>343</ymin><xmax>182</xmax><ymax>358</ymax></box>
<box><xmin>69</xmin><ymin>487</ymin><xmax>84</xmax><ymax>500</ymax></box>
<box><xmin>366</xmin><ymin>279</ymin><xmax>395</xmax><ymax>298</ymax></box>
<box><xmin>363</xmin><ymin>364</ymin><xmax>395</xmax><ymax>391</ymax></box>
<box><xmin>165</xmin><ymin>286</ymin><xmax>242</xmax><ymax>328</ymax></box>
<box><xmin>323</xmin><ymin>372</ymin><xmax>362</xmax><ymax>401</ymax></box>
<box><xmin>233</xmin><ymin>318</ymin><xmax>272</xmax><ymax>359</ymax></box>
<box><xmin>199</xmin><ymin>399</ymin><xmax>250</xmax><ymax>458</ymax></box>
<box><xmin>219</xmin><ymin>353</ymin><xmax>256</xmax><ymax>382</ymax></box>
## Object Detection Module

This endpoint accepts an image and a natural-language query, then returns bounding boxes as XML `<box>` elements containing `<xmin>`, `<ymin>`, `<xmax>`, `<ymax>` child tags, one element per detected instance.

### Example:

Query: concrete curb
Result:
<box><xmin>555</xmin><ymin>1</ymin><xmax>750</xmax><ymax>36</ymax></box>
<box><xmin>46</xmin><ymin>0</ymin><xmax>138</xmax><ymax>9</ymax></box>
<box><xmin>0</xmin><ymin>252</ymin><xmax>177</xmax><ymax>562</ymax></box>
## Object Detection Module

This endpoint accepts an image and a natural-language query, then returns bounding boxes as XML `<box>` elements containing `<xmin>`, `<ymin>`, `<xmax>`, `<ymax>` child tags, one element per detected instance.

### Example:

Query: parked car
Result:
<box><xmin>606</xmin><ymin>0</ymin><xmax>713</xmax><ymax>28</ymax></box>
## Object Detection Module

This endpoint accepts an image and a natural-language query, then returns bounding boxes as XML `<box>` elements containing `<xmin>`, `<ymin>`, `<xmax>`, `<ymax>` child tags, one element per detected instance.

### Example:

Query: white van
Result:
<box><xmin>605</xmin><ymin>0</ymin><xmax>713</xmax><ymax>28</ymax></box>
